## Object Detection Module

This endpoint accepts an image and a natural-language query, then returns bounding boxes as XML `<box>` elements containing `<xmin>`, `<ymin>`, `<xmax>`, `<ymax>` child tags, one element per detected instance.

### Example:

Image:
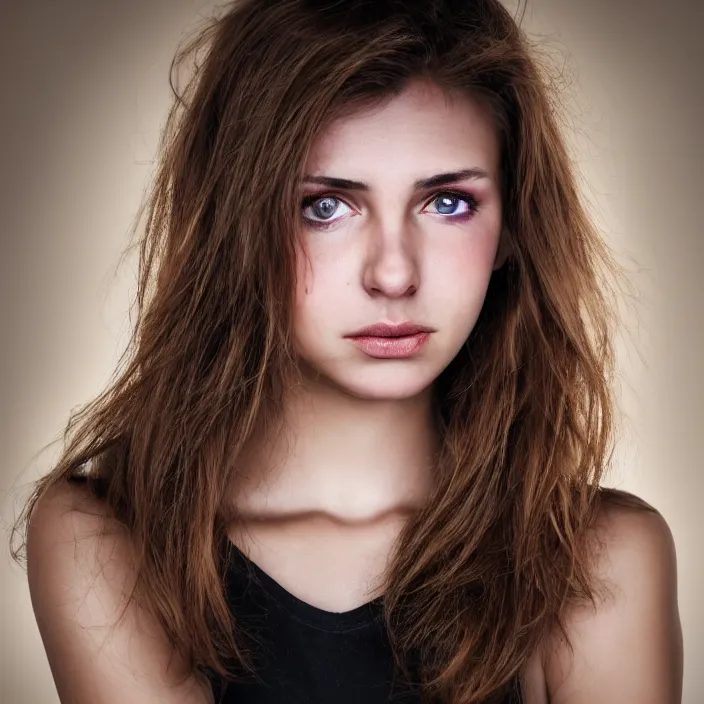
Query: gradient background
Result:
<box><xmin>1</xmin><ymin>0</ymin><xmax>701</xmax><ymax>702</ymax></box>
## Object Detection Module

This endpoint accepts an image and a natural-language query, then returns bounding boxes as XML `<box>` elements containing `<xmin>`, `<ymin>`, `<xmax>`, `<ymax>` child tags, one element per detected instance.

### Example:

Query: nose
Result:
<box><xmin>362</xmin><ymin>221</ymin><xmax>420</xmax><ymax>299</ymax></box>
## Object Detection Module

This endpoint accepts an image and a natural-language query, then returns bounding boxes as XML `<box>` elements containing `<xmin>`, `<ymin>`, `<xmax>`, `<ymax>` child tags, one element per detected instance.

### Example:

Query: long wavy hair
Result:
<box><xmin>9</xmin><ymin>1</ymin><xmax>655</xmax><ymax>702</ymax></box>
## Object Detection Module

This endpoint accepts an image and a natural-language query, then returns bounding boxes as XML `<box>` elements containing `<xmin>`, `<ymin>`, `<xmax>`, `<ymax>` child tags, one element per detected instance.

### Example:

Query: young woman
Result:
<box><xmin>12</xmin><ymin>0</ymin><xmax>683</xmax><ymax>702</ymax></box>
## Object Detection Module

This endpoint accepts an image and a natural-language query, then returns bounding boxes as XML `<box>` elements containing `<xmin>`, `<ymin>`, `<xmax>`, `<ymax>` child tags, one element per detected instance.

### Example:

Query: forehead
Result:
<box><xmin>305</xmin><ymin>80</ymin><xmax>500</xmax><ymax>181</ymax></box>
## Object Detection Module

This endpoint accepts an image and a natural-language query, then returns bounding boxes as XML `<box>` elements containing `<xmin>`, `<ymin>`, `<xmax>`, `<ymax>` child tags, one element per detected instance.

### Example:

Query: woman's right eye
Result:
<box><xmin>301</xmin><ymin>195</ymin><xmax>353</xmax><ymax>230</ymax></box>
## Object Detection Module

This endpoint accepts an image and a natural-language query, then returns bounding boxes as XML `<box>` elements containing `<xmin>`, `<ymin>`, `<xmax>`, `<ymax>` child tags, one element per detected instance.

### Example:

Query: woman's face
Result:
<box><xmin>293</xmin><ymin>79</ymin><xmax>505</xmax><ymax>400</ymax></box>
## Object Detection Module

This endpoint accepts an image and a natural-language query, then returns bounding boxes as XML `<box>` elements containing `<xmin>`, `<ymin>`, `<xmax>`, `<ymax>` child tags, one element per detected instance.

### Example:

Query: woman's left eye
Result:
<box><xmin>424</xmin><ymin>192</ymin><xmax>478</xmax><ymax>218</ymax></box>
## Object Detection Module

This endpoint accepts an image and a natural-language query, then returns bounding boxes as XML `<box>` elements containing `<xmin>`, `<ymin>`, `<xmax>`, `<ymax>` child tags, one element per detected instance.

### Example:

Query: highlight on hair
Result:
<box><xmin>9</xmin><ymin>1</ymin><xmax>657</xmax><ymax>702</ymax></box>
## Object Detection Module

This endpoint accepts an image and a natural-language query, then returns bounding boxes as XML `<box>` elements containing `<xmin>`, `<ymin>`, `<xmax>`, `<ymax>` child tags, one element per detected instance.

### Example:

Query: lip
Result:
<box><xmin>344</xmin><ymin>322</ymin><xmax>435</xmax><ymax>359</ymax></box>
<box><xmin>345</xmin><ymin>322</ymin><xmax>434</xmax><ymax>338</ymax></box>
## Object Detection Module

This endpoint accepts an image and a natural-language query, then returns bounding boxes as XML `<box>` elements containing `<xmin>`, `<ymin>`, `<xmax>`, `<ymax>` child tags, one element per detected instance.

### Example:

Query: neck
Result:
<box><xmin>233</xmin><ymin>375</ymin><xmax>438</xmax><ymax>524</ymax></box>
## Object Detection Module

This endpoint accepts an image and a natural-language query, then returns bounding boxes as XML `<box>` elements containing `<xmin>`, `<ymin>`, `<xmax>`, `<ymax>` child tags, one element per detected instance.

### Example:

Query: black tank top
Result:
<box><xmin>204</xmin><ymin>541</ymin><xmax>523</xmax><ymax>703</ymax></box>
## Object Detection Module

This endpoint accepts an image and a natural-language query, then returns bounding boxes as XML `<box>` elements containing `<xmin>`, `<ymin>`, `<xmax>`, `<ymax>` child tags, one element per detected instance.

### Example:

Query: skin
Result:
<box><xmin>293</xmin><ymin>83</ymin><xmax>506</xmax><ymax>403</ymax></box>
<box><xmin>234</xmin><ymin>79</ymin><xmax>507</xmax><ymax>523</ymax></box>
<box><xmin>26</xmin><ymin>78</ymin><xmax>682</xmax><ymax>703</ymax></box>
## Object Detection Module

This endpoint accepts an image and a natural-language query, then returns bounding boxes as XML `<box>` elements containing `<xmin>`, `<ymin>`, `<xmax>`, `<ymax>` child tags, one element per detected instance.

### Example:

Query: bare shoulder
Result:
<box><xmin>26</xmin><ymin>477</ymin><xmax>213</xmax><ymax>704</ymax></box>
<box><xmin>589</xmin><ymin>489</ymin><xmax>678</xmax><ymax>592</ymax></box>
<box><xmin>541</xmin><ymin>489</ymin><xmax>683</xmax><ymax>704</ymax></box>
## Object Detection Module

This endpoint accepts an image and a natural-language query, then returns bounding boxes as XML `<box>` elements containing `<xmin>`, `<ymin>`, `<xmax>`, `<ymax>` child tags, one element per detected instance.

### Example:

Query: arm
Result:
<box><xmin>542</xmin><ymin>501</ymin><xmax>683</xmax><ymax>704</ymax></box>
<box><xmin>26</xmin><ymin>479</ymin><xmax>214</xmax><ymax>704</ymax></box>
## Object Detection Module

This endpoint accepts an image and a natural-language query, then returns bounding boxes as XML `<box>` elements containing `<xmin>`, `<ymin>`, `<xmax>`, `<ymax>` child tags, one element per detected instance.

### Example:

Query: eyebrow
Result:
<box><xmin>301</xmin><ymin>167</ymin><xmax>491</xmax><ymax>191</ymax></box>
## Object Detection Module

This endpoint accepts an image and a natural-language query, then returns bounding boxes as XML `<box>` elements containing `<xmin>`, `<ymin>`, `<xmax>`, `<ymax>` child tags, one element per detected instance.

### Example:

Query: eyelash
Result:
<box><xmin>300</xmin><ymin>190</ymin><xmax>480</xmax><ymax>231</ymax></box>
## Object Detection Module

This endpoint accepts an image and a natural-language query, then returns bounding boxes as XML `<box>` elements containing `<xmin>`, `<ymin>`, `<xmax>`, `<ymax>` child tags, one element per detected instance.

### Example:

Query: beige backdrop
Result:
<box><xmin>1</xmin><ymin>0</ymin><xmax>701</xmax><ymax>702</ymax></box>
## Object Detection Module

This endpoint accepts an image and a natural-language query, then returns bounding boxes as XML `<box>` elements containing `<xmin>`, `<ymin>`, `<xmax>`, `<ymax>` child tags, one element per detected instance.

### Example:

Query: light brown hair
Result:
<box><xmin>10</xmin><ymin>1</ymin><xmax>655</xmax><ymax>702</ymax></box>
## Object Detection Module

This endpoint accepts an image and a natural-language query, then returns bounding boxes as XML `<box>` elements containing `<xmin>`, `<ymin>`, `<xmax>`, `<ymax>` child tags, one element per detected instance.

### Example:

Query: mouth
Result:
<box><xmin>344</xmin><ymin>322</ymin><xmax>435</xmax><ymax>359</ymax></box>
<box><xmin>345</xmin><ymin>322</ymin><xmax>435</xmax><ymax>338</ymax></box>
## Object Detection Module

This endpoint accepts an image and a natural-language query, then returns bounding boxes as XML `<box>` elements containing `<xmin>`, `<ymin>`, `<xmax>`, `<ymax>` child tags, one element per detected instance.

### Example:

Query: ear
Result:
<box><xmin>492</xmin><ymin>226</ymin><xmax>511</xmax><ymax>271</ymax></box>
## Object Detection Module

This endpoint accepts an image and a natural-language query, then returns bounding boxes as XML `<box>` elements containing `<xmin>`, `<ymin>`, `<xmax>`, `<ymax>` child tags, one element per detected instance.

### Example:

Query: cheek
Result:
<box><xmin>429</xmin><ymin>230</ymin><xmax>499</xmax><ymax>295</ymax></box>
<box><xmin>294</xmin><ymin>239</ymin><xmax>342</xmax><ymax>296</ymax></box>
<box><xmin>293</xmin><ymin>245</ymin><xmax>349</xmax><ymax>336</ymax></box>
<box><xmin>294</xmin><ymin>246</ymin><xmax>313</xmax><ymax>303</ymax></box>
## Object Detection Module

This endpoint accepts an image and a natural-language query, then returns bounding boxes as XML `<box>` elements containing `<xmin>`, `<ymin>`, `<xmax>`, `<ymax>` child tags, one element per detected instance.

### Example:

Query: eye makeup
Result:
<box><xmin>300</xmin><ymin>189</ymin><xmax>481</xmax><ymax>231</ymax></box>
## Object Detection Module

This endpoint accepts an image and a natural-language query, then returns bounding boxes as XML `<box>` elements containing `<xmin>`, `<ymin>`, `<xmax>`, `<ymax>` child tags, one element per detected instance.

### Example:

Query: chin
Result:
<box><xmin>312</xmin><ymin>362</ymin><xmax>439</xmax><ymax>401</ymax></box>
